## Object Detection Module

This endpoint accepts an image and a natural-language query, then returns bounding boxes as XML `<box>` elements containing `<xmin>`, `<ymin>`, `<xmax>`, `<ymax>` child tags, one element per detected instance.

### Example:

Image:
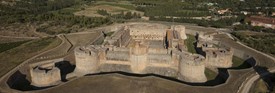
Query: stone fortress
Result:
<box><xmin>29</xmin><ymin>23</ymin><xmax>234</xmax><ymax>87</ymax></box>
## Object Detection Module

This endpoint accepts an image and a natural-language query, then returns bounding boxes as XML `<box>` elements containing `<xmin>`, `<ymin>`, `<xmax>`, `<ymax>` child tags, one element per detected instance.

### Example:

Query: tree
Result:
<box><xmin>124</xmin><ymin>12</ymin><xmax>133</xmax><ymax>19</ymax></box>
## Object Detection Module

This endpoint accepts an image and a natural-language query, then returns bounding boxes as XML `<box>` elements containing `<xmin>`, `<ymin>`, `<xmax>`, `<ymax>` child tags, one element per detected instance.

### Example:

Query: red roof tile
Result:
<box><xmin>247</xmin><ymin>16</ymin><xmax>275</xmax><ymax>25</ymax></box>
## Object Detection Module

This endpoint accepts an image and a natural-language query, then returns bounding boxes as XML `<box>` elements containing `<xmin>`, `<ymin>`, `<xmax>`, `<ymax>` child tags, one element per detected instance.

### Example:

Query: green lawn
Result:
<box><xmin>253</xmin><ymin>79</ymin><xmax>269</xmax><ymax>93</ymax></box>
<box><xmin>204</xmin><ymin>68</ymin><xmax>218</xmax><ymax>81</ymax></box>
<box><xmin>185</xmin><ymin>34</ymin><xmax>197</xmax><ymax>53</ymax></box>
<box><xmin>0</xmin><ymin>40</ymin><xmax>30</xmax><ymax>53</ymax></box>
<box><xmin>230</xmin><ymin>56</ymin><xmax>251</xmax><ymax>69</ymax></box>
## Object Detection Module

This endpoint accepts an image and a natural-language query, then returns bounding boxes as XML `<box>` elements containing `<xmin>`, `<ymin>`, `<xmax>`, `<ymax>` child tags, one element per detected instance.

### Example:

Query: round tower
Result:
<box><xmin>74</xmin><ymin>46</ymin><xmax>99</xmax><ymax>75</ymax></box>
<box><xmin>204</xmin><ymin>48</ymin><xmax>234</xmax><ymax>68</ymax></box>
<box><xmin>30</xmin><ymin>65</ymin><xmax>61</xmax><ymax>87</ymax></box>
<box><xmin>179</xmin><ymin>52</ymin><xmax>207</xmax><ymax>83</ymax></box>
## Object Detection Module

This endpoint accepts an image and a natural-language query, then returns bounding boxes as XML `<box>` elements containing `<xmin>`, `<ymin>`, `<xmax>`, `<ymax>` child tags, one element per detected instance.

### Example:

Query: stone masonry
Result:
<box><xmin>29</xmin><ymin>23</ymin><xmax>234</xmax><ymax>87</ymax></box>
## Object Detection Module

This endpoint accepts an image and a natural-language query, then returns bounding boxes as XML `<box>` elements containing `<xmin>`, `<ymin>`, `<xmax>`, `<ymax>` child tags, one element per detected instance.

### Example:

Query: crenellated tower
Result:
<box><xmin>74</xmin><ymin>46</ymin><xmax>99</xmax><ymax>75</ymax></box>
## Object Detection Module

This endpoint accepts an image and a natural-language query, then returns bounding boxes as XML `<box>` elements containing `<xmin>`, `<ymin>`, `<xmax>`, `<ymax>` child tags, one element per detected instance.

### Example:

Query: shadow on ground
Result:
<box><xmin>7</xmin><ymin>61</ymin><xmax>75</xmax><ymax>91</ymax></box>
<box><xmin>7</xmin><ymin>57</ymin><xmax>256</xmax><ymax>91</ymax></box>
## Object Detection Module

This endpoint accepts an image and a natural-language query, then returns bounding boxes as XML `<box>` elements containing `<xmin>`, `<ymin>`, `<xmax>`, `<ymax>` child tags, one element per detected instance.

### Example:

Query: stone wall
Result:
<box><xmin>128</xmin><ymin>23</ymin><xmax>167</xmax><ymax>40</ymax></box>
<box><xmin>71</xmin><ymin>23</ymin><xmax>213</xmax><ymax>83</ymax></box>
<box><xmin>148</xmin><ymin>48</ymin><xmax>168</xmax><ymax>54</ymax></box>
<box><xmin>174</xmin><ymin>25</ymin><xmax>187</xmax><ymax>40</ymax></box>
<box><xmin>232</xmin><ymin>48</ymin><xmax>251</xmax><ymax>60</ymax></box>
<box><xmin>179</xmin><ymin>52</ymin><xmax>207</xmax><ymax>83</ymax></box>
<box><xmin>91</xmin><ymin>32</ymin><xmax>104</xmax><ymax>45</ymax></box>
<box><xmin>203</xmin><ymin>48</ymin><xmax>233</xmax><ymax>68</ymax></box>
<box><xmin>104</xmin><ymin>29</ymin><xmax>131</xmax><ymax>47</ymax></box>
<box><xmin>147</xmin><ymin>54</ymin><xmax>172</xmax><ymax>64</ymax></box>
<box><xmin>71</xmin><ymin>23</ymin><xmax>239</xmax><ymax>84</ymax></box>
<box><xmin>106</xmin><ymin>51</ymin><xmax>130</xmax><ymax>61</ymax></box>
<box><xmin>30</xmin><ymin>65</ymin><xmax>61</xmax><ymax>87</ymax></box>
<box><xmin>99</xmin><ymin>64</ymin><xmax>132</xmax><ymax>73</ymax></box>
<box><xmin>74</xmin><ymin>46</ymin><xmax>99</xmax><ymax>75</ymax></box>
<box><xmin>143</xmin><ymin>66</ymin><xmax>178</xmax><ymax>77</ymax></box>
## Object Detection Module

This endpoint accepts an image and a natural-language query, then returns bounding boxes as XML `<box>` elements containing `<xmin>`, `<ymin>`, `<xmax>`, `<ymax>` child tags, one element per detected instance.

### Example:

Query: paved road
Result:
<box><xmin>240</xmin><ymin>69</ymin><xmax>275</xmax><ymax>93</ymax></box>
<box><xmin>227</xmin><ymin>33</ymin><xmax>275</xmax><ymax>93</ymax></box>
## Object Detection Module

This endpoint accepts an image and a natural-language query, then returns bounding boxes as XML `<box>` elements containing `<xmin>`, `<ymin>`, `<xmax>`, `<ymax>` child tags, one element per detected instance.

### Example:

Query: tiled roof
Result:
<box><xmin>247</xmin><ymin>16</ymin><xmax>275</xmax><ymax>25</ymax></box>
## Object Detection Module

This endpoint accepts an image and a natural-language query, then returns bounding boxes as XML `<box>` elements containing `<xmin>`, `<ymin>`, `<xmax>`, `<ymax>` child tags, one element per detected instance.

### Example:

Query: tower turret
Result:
<box><xmin>74</xmin><ymin>46</ymin><xmax>99</xmax><ymax>75</ymax></box>
<box><xmin>178</xmin><ymin>52</ymin><xmax>207</xmax><ymax>83</ymax></box>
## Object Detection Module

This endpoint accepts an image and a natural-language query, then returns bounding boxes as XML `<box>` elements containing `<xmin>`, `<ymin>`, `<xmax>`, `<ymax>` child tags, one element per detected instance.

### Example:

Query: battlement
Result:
<box><xmin>179</xmin><ymin>52</ymin><xmax>207</xmax><ymax>83</ymax></box>
<box><xmin>197</xmin><ymin>40</ymin><xmax>215</xmax><ymax>48</ymax></box>
<box><xmin>174</xmin><ymin>25</ymin><xmax>187</xmax><ymax>40</ymax></box>
<box><xmin>203</xmin><ymin>47</ymin><xmax>233</xmax><ymax>57</ymax></box>
<box><xmin>198</xmin><ymin>32</ymin><xmax>214</xmax><ymax>41</ymax></box>
<box><xmin>129</xmin><ymin>23</ymin><xmax>167</xmax><ymax>40</ymax></box>
<box><xmin>71</xmin><ymin>23</ymin><xmax>210</xmax><ymax>83</ymax></box>
<box><xmin>74</xmin><ymin>46</ymin><xmax>98</xmax><ymax>56</ymax></box>
<box><xmin>203</xmin><ymin>47</ymin><xmax>233</xmax><ymax>68</ymax></box>
<box><xmin>180</xmin><ymin>51</ymin><xmax>205</xmax><ymax>66</ymax></box>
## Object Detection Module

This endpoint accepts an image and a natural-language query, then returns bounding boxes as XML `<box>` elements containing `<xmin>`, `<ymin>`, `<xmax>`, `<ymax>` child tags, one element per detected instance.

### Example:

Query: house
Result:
<box><xmin>246</xmin><ymin>16</ymin><xmax>275</xmax><ymax>29</ymax></box>
<box><xmin>217</xmin><ymin>8</ymin><xmax>230</xmax><ymax>15</ymax></box>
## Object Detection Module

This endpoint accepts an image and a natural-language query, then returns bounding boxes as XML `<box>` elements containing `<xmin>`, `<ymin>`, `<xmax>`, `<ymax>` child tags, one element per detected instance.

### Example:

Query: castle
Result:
<box><xmin>29</xmin><ymin>23</ymin><xmax>234</xmax><ymax>87</ymax></box>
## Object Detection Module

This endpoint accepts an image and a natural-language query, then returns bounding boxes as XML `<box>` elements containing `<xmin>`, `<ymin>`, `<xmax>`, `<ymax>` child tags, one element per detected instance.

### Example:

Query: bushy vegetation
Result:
<box><xmin>97</xmin><ymin>9</ymin><xmax>110</xmax><ymax>16</ymax></box>
<box><xmin>232</xmin><ymin>32</ymin><xmax>275</xmax><ymax>55</ymax></box>
<box><xmin>134</xmin><ymin>0</ymin><xmax>275</xmax><ymax>16</ymax></box>
<box><xmin>133</xmin><ymin>0</ymin><xmax>210</xmax><ymax>17</ymax></box>
<box><xmin>133</xmin><ymin>0</ymin><xmax>275</xmax><ymax>27</ymax></box>
<box><xmin>96</xmin><ymin>1</ymin><xmax>135</xmax><ymax>10</ymax></box>
<box><xmin>150</xmin><ymin>16</ymin><xmax>241</xmax><ymax>28</ymax></box>
<box><xmin>234</xmin><ymin>24</ymin><xmax>275</xmax><ymax>33</ymax></box>
<box><xmin>0</xmin><ymin>0</ymin><xmax>111</xmax><ymax>35</ymax></box>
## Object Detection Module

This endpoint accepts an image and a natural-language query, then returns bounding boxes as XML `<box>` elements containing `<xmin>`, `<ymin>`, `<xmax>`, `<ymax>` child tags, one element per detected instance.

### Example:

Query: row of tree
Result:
<box><xmin>232</xmin><ymin>32</ymin><xmax>275</xmax><ymax>55</ymax></box>
<box><xmin>133</xmin><ymin>0</ymin><xmax>275</xmax><ymax>17</ymax></box>
<box><xmin>234</xmin><ymin>24</ymin><xmax>275</xmax><ymax>33</ymax></box>
<box><xmin>97</xmin><ymin>9</ymin><xmax>141</xmax><ymax>20</ymax></box>
<box><xmin>149</xmin><ymin>16</ymin><xmax>240</xmax><ymax>28</ymax></box>
<box><xmin>0</xmin><ymin>0</ymin><xmax>112</xmax><ymax>33</ymax></box>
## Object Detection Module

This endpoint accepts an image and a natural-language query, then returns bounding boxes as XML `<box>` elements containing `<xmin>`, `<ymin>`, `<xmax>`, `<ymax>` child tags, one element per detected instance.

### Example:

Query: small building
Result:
<box><xmin>217</xmin><ymin>8</ymin><xmax>230</xmax><ymax>15</ymax></box>
<box><xmin>246</xmin><ymin>16</ymin><xmax>275</xmax><ymax>29</ymax></box>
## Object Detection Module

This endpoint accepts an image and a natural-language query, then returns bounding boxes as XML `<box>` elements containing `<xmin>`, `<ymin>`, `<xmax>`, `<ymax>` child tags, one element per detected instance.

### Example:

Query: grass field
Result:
<box><xmin>105</xmin><ymin>32</ymin><xmax>114</xmax><ymax>37</ymax></box>
<box><xmin>0</xmin><ymin>37</ymin><xmax>62</xmax><ymax>77</ymax></box>
<box><xmin>74</xmin><ymin>2</ymin><xmax>143</xmax><ymax>18</ymax></box>
<box><xmin>95</xmin><ymin>1</ymin><xmax>135</xmax><ymax>10</ymax></box>
<box><xmin>0</xmin><ymin>40</ymin><xmax>30</xmax><ymax>53</ymax></box>
<box><xmin>253</xmin><ymin>79</ymin><xmax>269</xmax><ymax>93</ymax></box>
<box><xmin>205</xmin><ymin>68</ymin><xmax>218</xmax><ymax>81</ymax></box>
<box><xmin>65</xmin><ymin>32</ymin><xmax>100</xmax><ymax>46</ymax></box>
<box><xmin>185</xmin><ymin>34</ymin><xmax>197</xmax><ymax>53</ymax></box>
<box><xmin>230</xmin><ymin>56</ymin><xmax>251</xmax><ymax>69</ymax></box>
